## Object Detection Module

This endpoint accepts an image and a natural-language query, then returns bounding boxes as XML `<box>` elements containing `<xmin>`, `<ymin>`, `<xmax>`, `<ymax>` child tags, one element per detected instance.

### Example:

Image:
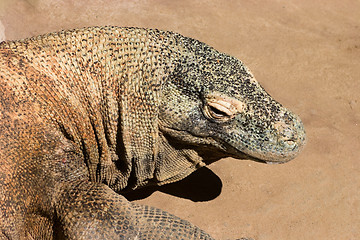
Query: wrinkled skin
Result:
<box><xmin>0</xmin><ymin>26</ymin><xmax>305</xmax><ymax>239</ymax></box>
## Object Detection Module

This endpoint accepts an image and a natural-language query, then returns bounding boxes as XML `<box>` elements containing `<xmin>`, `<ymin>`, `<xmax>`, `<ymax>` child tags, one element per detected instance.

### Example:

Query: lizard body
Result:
<box><xmin>0</xmin><ymin>26</ymin><xmax>306</xmax><ymax>239</ymax></box>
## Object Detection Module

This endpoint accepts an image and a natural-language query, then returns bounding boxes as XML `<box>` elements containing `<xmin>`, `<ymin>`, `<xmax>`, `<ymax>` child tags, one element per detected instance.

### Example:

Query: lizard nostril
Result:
<box><xmin>272</xmin><ymin>119</ymin><xmax>299</xmax><ymax>146</ymax></box>
<box><xmin>284</xmin><ymin>139</ymin><xmax>296</xmax><ymax>147</ymax></box>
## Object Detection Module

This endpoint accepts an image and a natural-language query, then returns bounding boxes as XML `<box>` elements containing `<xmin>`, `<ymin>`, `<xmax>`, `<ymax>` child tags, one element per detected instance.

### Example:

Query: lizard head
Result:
<box><xmin>158</xmin><ymin>38</ymin><xmax>306</xmax><ymax>177</ymax></box>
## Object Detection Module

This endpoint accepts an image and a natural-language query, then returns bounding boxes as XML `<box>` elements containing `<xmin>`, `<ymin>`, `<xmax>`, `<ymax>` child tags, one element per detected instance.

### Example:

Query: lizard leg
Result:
<box><xmin>56</xmin><ymin>181</ymin><xmax>214</xmax><ymax>240</ymax></box>
<box><xmin>132</xmin><ymin>203</ymin><xmax>214</xmax><ymax>239</ymax></box>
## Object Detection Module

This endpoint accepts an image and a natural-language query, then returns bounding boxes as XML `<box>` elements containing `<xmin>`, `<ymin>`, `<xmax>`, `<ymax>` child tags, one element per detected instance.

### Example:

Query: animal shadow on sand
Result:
<box><xmin>123</xmin><ymin>167</ymin><xmax>222</xmax><ymax>202</ymax></box>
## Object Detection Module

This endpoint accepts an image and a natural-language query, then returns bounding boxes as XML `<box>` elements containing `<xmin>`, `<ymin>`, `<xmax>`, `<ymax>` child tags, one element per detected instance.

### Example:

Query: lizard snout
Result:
<box><xmin>272</xmin><ymin>112</ymin><xmax>306</xmax><ymax>160</ymax></box>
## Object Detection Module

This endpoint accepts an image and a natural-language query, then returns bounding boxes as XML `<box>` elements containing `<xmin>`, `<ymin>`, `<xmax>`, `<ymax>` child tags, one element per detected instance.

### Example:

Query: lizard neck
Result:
<box><xmin>6</xmin><ymin>26</ymin><xmax>203</xmax><ymax>191</ymax></box>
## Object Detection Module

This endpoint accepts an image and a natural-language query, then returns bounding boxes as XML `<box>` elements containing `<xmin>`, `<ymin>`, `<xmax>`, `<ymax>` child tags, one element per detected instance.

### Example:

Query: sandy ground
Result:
<box><xmin>1</xmin><ymin>0</ymin><xmax>359</xmax><ymax>239</ymax></box>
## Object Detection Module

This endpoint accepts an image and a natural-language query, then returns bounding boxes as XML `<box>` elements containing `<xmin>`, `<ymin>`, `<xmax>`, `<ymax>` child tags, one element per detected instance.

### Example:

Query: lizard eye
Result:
<box><xmin>203</xmin><ymin>93</ymin><xmax>247</xmax><ymax>122</ymax></box>
<box><xmin>203</xmin><ymin>102</ymin><xmax>232</xmax><ymax>121</ymax></box>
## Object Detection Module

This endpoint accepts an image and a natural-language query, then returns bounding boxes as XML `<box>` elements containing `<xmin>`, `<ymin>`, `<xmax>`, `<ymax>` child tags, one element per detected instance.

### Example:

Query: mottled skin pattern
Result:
<box><xmin>0</xmin><ymin>26</ymin><xmax>306</xmax><ymax>239</ymax></box>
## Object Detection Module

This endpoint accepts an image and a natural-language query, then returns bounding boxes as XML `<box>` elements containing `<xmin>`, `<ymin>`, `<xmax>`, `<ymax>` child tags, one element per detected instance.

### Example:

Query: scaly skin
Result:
<box><xmin>0</xmin><ymin>26</ymin><xmax>306</xmax><ymax>239</ymax></box>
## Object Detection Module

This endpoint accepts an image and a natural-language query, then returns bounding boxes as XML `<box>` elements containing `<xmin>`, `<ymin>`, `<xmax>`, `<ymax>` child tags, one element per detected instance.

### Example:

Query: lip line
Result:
<box><xmin>159</xmin><ymin>124</ymin><xmax>295</xmax><ymax>164</ymax></box>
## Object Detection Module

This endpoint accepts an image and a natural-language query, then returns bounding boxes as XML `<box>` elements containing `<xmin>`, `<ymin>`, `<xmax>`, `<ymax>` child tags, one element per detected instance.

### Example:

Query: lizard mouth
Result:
<box><xmin>222</xmin><ymin>143</ymin><xmax>290</xmax><ymax>165</ymax></box>
<box><xmin>214</xmin><ymin>129</ymin><xmax>306</xmax><ymax>164</ymax></box>
<box><xmin>159</xmin><ymin>119</ymin><xmax>306</xmax><ymax>165</ymax></box>
<box><xmin>242</xmin><ymin>154</ymin><xmax>289</xmax><ymax>165</ymax></box>
<box><xmin>226</xmin><ymin>139</ymin><xmax>305</xmax><ymax>164</ymax></box>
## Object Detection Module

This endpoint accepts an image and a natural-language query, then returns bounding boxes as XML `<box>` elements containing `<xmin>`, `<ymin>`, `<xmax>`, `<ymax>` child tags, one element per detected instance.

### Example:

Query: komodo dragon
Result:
<box><xmin>0</xmin><ymin>26</ymin><xmax>306</xmax><ymax>239</ymax></box>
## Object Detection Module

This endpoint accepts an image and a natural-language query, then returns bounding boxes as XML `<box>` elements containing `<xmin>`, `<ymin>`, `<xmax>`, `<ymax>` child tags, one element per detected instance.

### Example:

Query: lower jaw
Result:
<box><xmin>229</xmin><ymin>150</ymin><xmax>292</xmax><ymax>165</ymax></box>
